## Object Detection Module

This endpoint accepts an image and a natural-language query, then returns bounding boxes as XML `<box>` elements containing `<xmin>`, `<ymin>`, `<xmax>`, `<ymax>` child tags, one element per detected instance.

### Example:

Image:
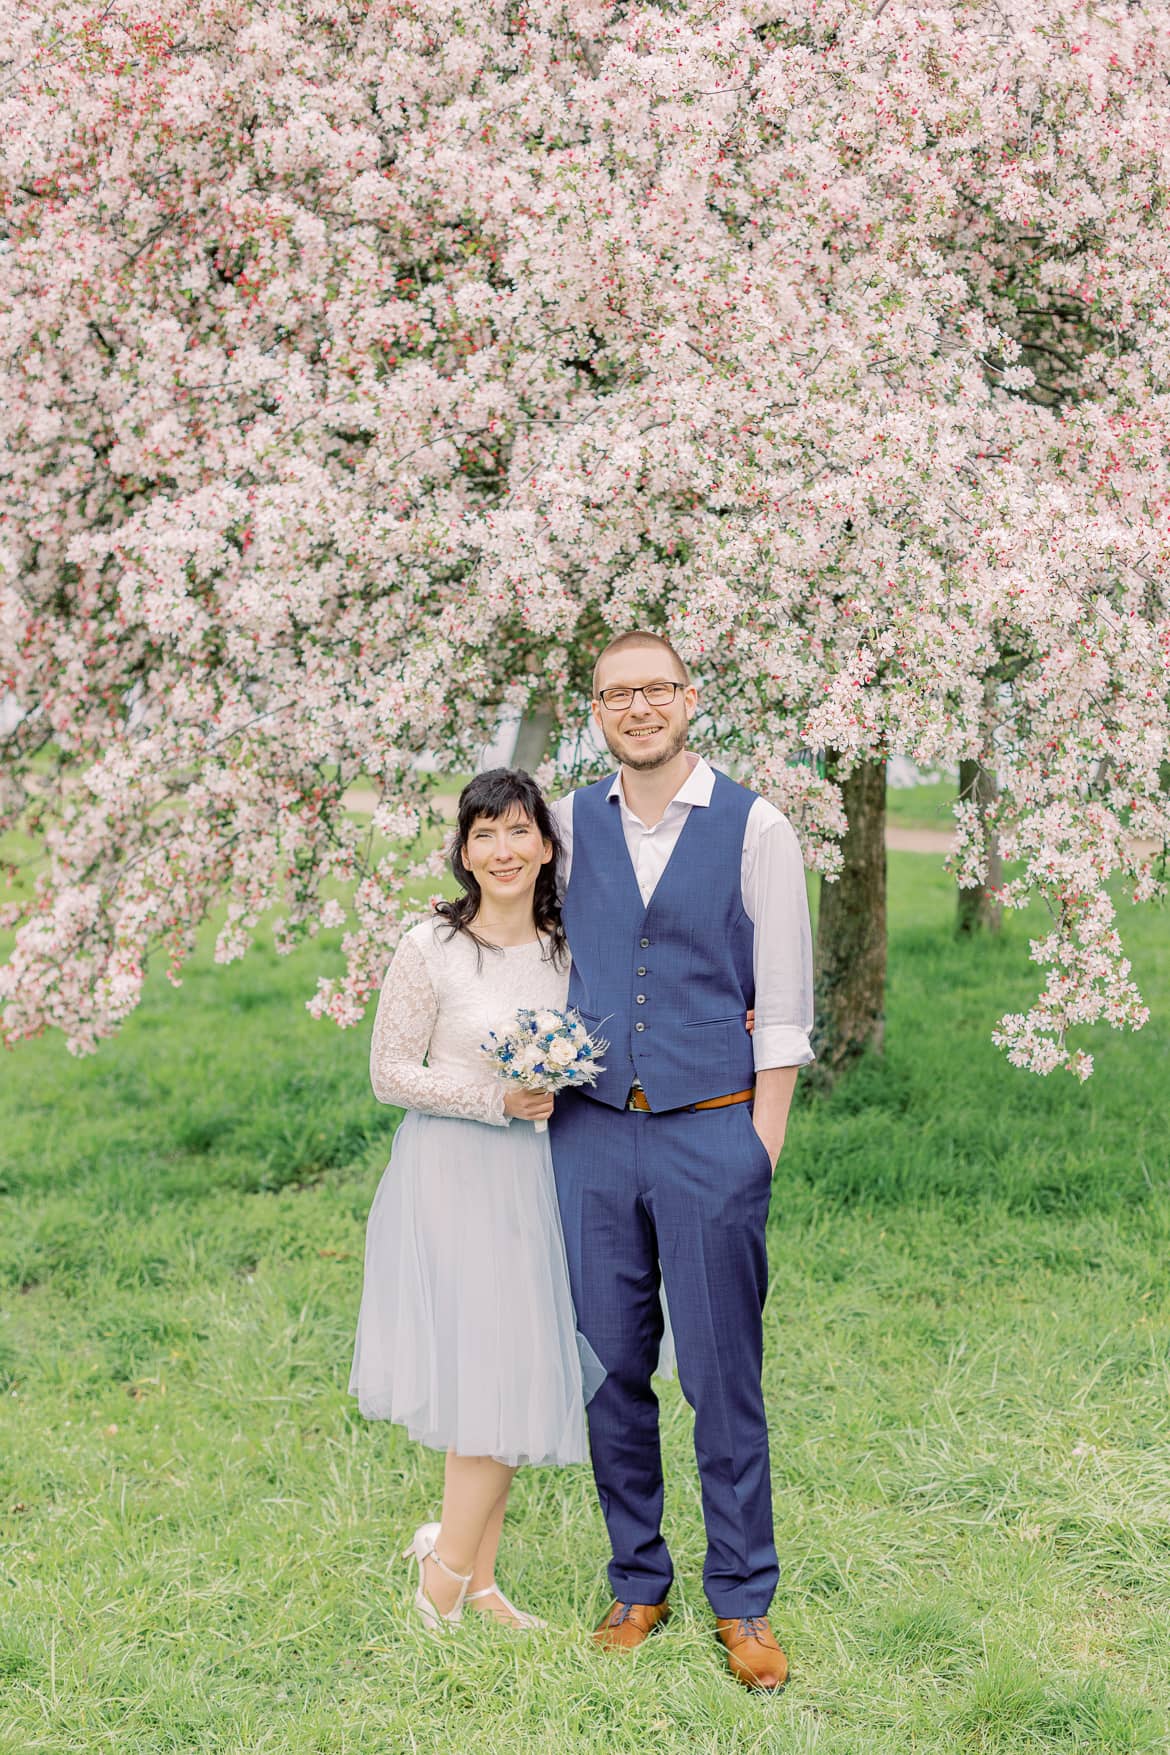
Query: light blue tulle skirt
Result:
<box><xmin>349</xmin><ymin>1111</ymin><xmax>602</xmax><ymax>1467</ymax></box>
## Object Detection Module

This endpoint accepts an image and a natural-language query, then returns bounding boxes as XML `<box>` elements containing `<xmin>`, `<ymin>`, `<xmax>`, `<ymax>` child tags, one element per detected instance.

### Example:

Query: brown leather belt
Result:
<box><xmin>626</xmin><ymin>1086</ymin><xmax>755</xmax><ymax>1114</ymax></box>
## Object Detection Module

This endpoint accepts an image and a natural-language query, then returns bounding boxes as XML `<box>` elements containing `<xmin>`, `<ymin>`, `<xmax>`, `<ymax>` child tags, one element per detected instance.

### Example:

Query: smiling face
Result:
<box><xmin>591</xmin><ymin>643</ymin><xmax>697</xmax><ymax>771</ymax></box>
<box><xmin>459</xmin><ymin>804</ymin><xmax>553</xmax><ymax>908</ymax></box>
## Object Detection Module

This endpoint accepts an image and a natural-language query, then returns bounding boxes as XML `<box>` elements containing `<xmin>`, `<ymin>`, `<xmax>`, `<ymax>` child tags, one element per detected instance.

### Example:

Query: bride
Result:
<box><xmin>349</xmin><ymin>767</ymin><xmax>598</xmax><ymax>1632</ymax></box>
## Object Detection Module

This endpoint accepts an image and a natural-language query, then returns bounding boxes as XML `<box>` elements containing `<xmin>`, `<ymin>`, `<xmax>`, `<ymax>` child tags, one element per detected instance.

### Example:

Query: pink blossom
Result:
<box><xmin>2</xmin><ymin>0</ymin><xmax>1168</xmax><ymax>1076</ymax></box>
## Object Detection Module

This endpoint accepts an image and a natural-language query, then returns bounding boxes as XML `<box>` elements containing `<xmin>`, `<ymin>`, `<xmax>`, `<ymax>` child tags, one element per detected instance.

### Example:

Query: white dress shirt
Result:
<box><xmin>551</xmin><ymin>755</ymin><xmax>815</xmax><ymax>1070</ymax></box>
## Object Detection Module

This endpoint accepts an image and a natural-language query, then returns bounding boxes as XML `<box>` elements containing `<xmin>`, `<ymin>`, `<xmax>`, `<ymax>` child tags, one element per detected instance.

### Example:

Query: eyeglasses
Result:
<box><xmin>596</xmin><ymin>682</ymin><xmax>685</xmax><ymax>711</ymax></box>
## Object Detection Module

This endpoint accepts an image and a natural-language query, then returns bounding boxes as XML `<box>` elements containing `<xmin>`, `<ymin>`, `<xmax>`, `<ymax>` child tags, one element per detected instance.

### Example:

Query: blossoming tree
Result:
<box><xmin>2</xmin><ymin>0</ymin><xmax>1167</xmax><ymax>1080</ymax></box>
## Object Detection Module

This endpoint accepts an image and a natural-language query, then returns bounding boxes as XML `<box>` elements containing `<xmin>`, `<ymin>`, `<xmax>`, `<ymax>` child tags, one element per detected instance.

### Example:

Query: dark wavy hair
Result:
<box><xmin>433</xmin><ymin>768</ymin><xmax>568</xmax><ymax>968</ymax></box>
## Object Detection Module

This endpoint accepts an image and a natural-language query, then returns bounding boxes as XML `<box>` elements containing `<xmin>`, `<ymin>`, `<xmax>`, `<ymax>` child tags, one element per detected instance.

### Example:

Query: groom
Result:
<box><xmin>549</xmin><ymin>629</ymin><xmax>814</xmax><ymax>1692</ymax></box>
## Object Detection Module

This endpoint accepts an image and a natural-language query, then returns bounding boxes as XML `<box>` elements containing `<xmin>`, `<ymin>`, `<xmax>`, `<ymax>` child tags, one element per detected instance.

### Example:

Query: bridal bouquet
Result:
<box><xmin>481</xmin><ymin>1008</ymin><xmax>608</xmax><ymax>1132</ymax></box>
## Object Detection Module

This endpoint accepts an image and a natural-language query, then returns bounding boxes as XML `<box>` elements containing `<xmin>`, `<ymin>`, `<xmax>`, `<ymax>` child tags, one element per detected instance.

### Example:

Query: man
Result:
<box><xmin>549</xmin><ymin>629</ymin><xmax>814</xmax><ymax>1692</ymax></box>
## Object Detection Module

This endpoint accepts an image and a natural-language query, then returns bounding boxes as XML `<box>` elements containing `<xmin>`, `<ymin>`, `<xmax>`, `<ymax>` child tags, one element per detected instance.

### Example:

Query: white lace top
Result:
<box><xmin>369</xmin><ymin>916</ymin><xmax>570</xmax><ymax>1126</ymax></box>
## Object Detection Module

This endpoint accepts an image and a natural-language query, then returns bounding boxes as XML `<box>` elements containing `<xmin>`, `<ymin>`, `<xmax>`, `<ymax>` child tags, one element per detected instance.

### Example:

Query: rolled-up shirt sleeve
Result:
<box><xmin>743</xmin><ymin>803</ymin><xmax>815</xmax><ymax>1070</ymax></box>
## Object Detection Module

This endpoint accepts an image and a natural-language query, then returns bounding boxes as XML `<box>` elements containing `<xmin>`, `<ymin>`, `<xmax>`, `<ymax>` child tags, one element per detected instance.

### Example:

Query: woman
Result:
<box><xmin>349</xmin><ymin>767</ymin><xmax>596</xmax><ymax>1632</ymax></box>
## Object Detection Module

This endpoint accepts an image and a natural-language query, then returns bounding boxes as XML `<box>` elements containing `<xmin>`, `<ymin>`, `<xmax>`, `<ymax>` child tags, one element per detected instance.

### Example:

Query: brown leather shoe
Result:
<box><xmin>715</xmin><ymin>1615</ymin><xmax>789</xmax><ymax>1691</ymax></box>
<box><xmin>592</xmin><ymin>1598</ymin><xmax>670</xmax><ymax>1651</ymax></box>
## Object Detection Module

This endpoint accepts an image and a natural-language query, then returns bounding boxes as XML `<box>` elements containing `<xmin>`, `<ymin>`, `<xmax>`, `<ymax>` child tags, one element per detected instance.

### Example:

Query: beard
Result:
<box><xmin>601</xmin><ymin>716</ymin><xmax>690</xmax><ymax>771</ymax></box>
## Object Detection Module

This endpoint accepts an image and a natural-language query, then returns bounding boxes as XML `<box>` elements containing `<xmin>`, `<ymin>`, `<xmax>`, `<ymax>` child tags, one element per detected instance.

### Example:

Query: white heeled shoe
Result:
<box><xmin>465</xmin><ymin>1582</ymin><xmax>547</xmax><ymax>1631</ymax></box>
<box><xmin>402</xmin><ymin>1521</ymin><xmax>473</xmax><ymax>1632</ymax></box>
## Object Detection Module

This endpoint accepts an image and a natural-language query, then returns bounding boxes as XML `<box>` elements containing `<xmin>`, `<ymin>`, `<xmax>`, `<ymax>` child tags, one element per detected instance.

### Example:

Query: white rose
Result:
<box><xmin>534</xmin><ymin>1009</ymin><xmax>564</xmax><ymax>1033</ymax></box>
<box><xmin>547</xmin><ymin>1037</ymin><xmax>577</xmax><ymax>1067</ymax></box>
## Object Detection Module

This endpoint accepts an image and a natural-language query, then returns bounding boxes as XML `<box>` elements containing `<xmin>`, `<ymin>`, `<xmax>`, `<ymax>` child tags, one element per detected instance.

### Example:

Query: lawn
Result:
<box><xmin>885</xmin><ymin>777</ymin><xmax>959</xmax><ymax>833</ymax></box>
<box><xmin>1</xmin><ymin>853</ymin><xmax>1168</xmax><ymax>1753</ymax></box>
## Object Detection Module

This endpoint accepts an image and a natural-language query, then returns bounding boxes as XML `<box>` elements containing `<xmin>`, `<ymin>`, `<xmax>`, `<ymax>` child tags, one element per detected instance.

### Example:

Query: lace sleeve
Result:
<box><xmin>369</xmin><ymin>934</ymin><xmax>509</xmax><ymax>1126</ymax></box>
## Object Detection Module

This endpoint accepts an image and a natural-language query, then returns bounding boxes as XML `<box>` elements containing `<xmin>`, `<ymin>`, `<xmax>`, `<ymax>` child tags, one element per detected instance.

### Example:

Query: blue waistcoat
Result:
<box><xmin>562</xmin><ymin>770</ymin><xmax>758</xmax><ymax>1112</ymax></box>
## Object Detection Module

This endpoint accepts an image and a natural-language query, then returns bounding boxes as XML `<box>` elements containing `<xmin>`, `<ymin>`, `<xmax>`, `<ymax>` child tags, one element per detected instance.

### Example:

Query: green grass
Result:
<box><xmin>1</xmin><ymin>856</ymin><xmax>1169</xmax><ymax>1752</ymax></box>
<box><xmin>885</xmin><ymin>778</ymin><xmax>959</xmax><ymax>832</ymax></box>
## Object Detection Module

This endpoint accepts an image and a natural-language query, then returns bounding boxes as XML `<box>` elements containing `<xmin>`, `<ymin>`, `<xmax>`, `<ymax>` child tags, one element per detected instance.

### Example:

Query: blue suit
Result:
<box><xmin>551</xmin><ymin>771</ymin><xmax>779</xmax><ymax>1615</ymax></box>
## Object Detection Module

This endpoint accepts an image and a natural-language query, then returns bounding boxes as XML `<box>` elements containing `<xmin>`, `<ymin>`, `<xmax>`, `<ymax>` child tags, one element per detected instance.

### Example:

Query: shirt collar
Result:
<box><xmin>607</xmin><ymin>753</ymin><xmax>716</xmax><ymax>814</ymax></box>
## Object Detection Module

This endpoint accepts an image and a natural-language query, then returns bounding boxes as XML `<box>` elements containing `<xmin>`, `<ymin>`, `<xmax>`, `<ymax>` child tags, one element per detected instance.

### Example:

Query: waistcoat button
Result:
<box><xmin>637</xmin><ymin>966</ymin><xmax>646</xmax><ymax>976</ymax></box>
<box><xmin>639</xmin><ymin>937</ymin><xmax>650</xmax><ymax>948</ymax></box>
<box><xmin>635</xmin><ymin>994</ymin><xmax>646</xmax><ymax>1004</ymax></box>
<box><xmin>634</xmin><ymin>1021</ymin><xmax>646</xmax><ymax>1032</ymax></box>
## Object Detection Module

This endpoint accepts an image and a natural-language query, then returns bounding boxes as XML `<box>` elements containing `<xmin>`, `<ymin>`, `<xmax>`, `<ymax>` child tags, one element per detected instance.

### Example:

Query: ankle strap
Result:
<box><xmin>426</xmin><ymin>1535</ymin><xmax>473</xmax><ymax>1585</ymax></box>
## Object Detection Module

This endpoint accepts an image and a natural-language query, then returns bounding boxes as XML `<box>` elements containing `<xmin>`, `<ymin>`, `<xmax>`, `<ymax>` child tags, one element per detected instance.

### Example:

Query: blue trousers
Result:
<box><xmin>550</xmin><ymin>1091</ymin><xmax>778</xmax><ymax>1616</ymax></box>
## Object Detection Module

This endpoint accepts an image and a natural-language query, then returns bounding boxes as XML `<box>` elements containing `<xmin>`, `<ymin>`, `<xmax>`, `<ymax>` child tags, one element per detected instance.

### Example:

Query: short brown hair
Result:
<box><xmin>592</xmin><ymin>629</ymin><xmax>690</xmax><ymax>698</ymax></box>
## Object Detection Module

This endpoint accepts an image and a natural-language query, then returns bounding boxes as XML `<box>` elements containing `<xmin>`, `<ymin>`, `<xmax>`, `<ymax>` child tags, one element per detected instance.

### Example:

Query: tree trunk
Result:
<box><xmin>510</xmin><ymin>704</ymin><xmax>557</xmax><ymax>774</ymax></box>
<box><xmin>810</xmin><ymin>753</ymin><xmax>887</xmax><ymax>1086</ymax></box>
<box><xmin>955</xmin><ymin>756</ymin><xmax>1003</xmax><ymax>936</ymax></box>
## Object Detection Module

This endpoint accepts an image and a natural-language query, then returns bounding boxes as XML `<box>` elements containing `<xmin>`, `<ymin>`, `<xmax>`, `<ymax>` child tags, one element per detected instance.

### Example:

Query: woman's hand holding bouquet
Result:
<box><xmin>504</xmin><ymin>1087</ymin><xmax>556</xmax><ymax>1124</ymax></box>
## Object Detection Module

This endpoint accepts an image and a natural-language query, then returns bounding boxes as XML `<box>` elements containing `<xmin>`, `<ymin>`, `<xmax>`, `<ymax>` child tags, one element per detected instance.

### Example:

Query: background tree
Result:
<box><xmin>2</xmin><ymin>0</ymin><xmax>1167</xmax><ymax>1080</ymax></box>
